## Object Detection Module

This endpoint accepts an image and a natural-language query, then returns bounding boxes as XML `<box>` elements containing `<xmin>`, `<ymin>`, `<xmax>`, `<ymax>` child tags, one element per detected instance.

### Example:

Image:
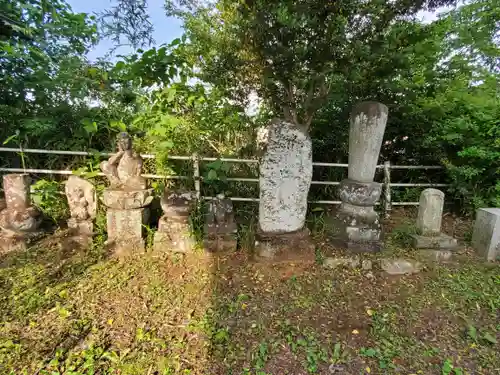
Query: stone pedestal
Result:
<box><xmin>154</xmin><ymin>191</ymin><xmax>196</xmax><ymax>253</ymax></box>
<box><xmin>471</xmin><ymin>208</ymin><xmax>500</xmax><ymax>261</ymax></box>
<box><xmin>0</xmin><ymin>174</ymin><xmax>42</xmax><ymax>253</ymax></box>
<box><xmin>204</xmin><ymin>222</ymin><xmax>237</xmax><ymax>252</ymax></box>
<box><xmin>102</xmin><ymin>188</ymin><xmax>153</xmax><ymax>255</ymax></box>
<box><xmin>255</xmin><ymin>228</ymin><xmax>314</xmax><ymax>260</ymax></box>
<box><xmin>257</xmin><ymin>119</ymin><xmax>313</xmax><ymax>258</ymax></box>
<box><xmin>333</xmin><ymin>102</ymin><xmax>388</xmax><ymax>252</ymax></box>
<box><xmin>155</xmin><ymin>215</ymin><xmax>195</xmax><ymax>253</ymax></box>
<box><xmin>411</xmin><ymin>189</ymin><xmax>458</xmax><ymax>259</ymax></box>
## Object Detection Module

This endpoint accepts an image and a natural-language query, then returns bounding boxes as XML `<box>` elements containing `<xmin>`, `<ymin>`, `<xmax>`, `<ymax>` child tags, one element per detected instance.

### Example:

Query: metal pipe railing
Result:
<box><xmin>0</xmin><ymin>147</ymin><xmax>448</xmax><ymax>211</ymax></box>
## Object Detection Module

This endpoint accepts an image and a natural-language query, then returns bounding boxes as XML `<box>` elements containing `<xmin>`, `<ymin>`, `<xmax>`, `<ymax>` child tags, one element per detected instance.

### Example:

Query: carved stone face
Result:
<box><xmin>117</xmin><ymin>132</ymin><xmax>132</xmax><ymax>151</ymax></box>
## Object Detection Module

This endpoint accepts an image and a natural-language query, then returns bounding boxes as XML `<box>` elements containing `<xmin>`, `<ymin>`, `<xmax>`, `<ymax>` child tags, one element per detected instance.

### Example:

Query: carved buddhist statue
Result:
<box><xmin>100</xmin><ymin>132</ymin><xmax>153</xmax><ymax>255</ymax></box>
<box><xmin>100</xmin><ymin>132</ymin><xmax>147</xmax><ymax>190</ymax></box>
<box><xmin>65</xmin><ymin>175</ymin><xmax>96</xmax><ymax>236</ymax></box>
<box><xmin>0</xmin><ymin>174</ymin><xmax>42</xmax><ymax>252</ymax></box>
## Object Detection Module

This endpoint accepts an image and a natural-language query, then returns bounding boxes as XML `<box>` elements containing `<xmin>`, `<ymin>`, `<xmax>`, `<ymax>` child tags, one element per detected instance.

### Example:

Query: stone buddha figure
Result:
<box><xmin>100</xmin><ymin>132</ymin><xmax>147</xmax><ymax>190</ymax></box>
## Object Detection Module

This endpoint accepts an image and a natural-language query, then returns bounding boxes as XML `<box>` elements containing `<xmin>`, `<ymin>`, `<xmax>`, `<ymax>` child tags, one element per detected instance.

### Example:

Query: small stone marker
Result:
<box><xmin>333</xmin><ymin>101</ymin><xmax>388</xmax><ymax>252</ymax></box>
<box><xmin>380</xmin><ymin>258</ymin><xmax>421</xmax><ymax>275</ymax></box>
<box><xmin>471</xmin><ymin>208</ymin><xmax>500</xmax><ymax>261</ymax></box>
<box><xmin>204</xmin><ymin>194</ymin><xmax>237</xmax><ymax>252</ymax></box>
<box><xmin>154</xmin><ymin>190</ymin><xmax>196</xmax><ymax>253</ymax></box>
<box><xmin>0</xmin><ymin>174</ymin><xmax>42</xmax><ymax>252</ymax></box>
<box><xmin>100</xmin><ymin>133</ymin><xmax>153</xmax><ymax>255</ymax></box>
<box><xmin>256</xmin><ymin>119</ymin><xmax>314</xmax><ymax>259</ymax></box>
<box><xmin>411</xmin><ymin>189</ymin><xmax>458</xmax><ymax>259</ymax></box>
<box><xmin>65</xmin><ymin>176</ymin><xmax>96</xmax><ymax>245</ymax></box>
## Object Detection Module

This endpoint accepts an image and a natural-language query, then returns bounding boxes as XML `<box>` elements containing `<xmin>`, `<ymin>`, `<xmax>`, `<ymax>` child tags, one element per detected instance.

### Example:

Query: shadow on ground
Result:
<box><xmin>0</xmin><ymin>211</ymin><xmax>498</xmax><ymax>374</ymax></box>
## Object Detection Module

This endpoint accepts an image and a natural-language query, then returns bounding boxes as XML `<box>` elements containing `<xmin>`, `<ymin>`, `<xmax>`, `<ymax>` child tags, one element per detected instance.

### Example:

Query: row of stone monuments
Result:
<box><xmin>0</xmin><ymin>103</ymin><xmax>498</xmax><ymax>260</ymax></box>
<box><xmin>0</xmin><ymin>132</ymin><xmax>237</xmax><ymax>255</ymax></box>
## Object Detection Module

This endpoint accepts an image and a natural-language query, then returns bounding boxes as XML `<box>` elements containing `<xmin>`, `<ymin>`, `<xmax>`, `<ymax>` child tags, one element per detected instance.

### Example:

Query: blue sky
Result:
<box><xmin>67</xmin><ymin>0</ymin><xmax>183</xmax><ymax>61</ymax></box>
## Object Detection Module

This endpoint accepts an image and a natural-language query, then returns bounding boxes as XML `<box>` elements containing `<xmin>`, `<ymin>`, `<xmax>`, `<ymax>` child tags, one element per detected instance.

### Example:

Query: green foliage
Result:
<box><xmin>31</xmin><ymin>179</ymin><xmax>69</xmax><ymax>224</ymax></box>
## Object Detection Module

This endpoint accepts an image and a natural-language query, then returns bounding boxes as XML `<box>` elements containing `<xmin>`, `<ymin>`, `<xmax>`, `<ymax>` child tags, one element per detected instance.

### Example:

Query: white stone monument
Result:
<box><xmin>256</xmin><ymin>119</ymin><xmax>313</xmax><ymax>258</ymax></box>
<box><xmin>411</xmin><ymin>189</ymin><xmax>458</xmax><ymax>260</ymax></box>
<box><xmin>333</xmin><ymin>102</ymin><xmax>388</xmax><ymax>252</ymax></box>
<box><xmin>471</xmin><ymin>208</ymin><xmax>500</xmax><ymax>261</ymax></box>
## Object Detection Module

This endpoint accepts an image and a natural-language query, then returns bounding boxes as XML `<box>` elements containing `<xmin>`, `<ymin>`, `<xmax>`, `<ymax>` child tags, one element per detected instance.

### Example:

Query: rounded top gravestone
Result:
<box><xmin>348</xmin><ymin>102</ymin><xmax>388</xmax><ymax>183</ymax></box>
<box><xmin>416</xmin><ymin>188</ymin><xmax>445</xmax><ymax>236</ymax></box>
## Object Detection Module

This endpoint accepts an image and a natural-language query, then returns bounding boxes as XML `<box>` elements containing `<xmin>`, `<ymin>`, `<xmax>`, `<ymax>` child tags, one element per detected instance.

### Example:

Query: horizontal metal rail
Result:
<box><xmin>0</xmin><ymin>147</ymin><xmax>447</xmax><ymax>210</ymax></box>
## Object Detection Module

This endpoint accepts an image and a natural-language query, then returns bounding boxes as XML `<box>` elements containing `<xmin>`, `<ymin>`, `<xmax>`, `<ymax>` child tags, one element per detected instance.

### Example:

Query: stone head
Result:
<box><xmin>117</xmin><ymin>132</ymin><xmax>132</xmax><ymax>151</ymax></box>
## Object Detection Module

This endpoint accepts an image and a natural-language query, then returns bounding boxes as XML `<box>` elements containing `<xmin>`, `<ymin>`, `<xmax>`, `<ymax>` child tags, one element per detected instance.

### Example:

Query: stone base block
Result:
<box><xmin>106</xmin><ymin>208</ymin><xmax>148</xmax><ymax>255</ymax></box>
<box><xmin>411</xmin><ymin>233</ymin><xmax>458</xmax><ymax>250</ymax></box>
<box><xmin>471</xmin><ymin>208</ymin><xmax>500</xmax><ymax>261</ymax></box>
<box><xmin>154</xmin><ymin>231</ymin><xmax>195</xmax><ymax>253</ymax></box>
<box><xmin>255</xmin><ymin>228</ymin><xmax>315</xmax><ymax>261</ymax></box>
<box><xmin>330</xmin><ymin>203</ymin><xmax>383</xmax><ymax>252</ymax></box>
<box><xmin>204</xmin><ymin>233</ymin><xmax>237</xmax><ymax>253</ymax></box>
<box><xmin>103</xmin><ymin>188</ymin><xmax>154</xmax><ymax>209</ymax></box>
<box><xmin>154</xmin><ymin>215</ymin><xmax>195</xmax><ymax>253</ymax></box>
<box><xmin>418</xmin><ymin>249</ymin><xmax>453</xmax><ymax>262</ymax></box>
<box><xmin>68</xmin><ymin>218</ymin><xmax>93</xmax><ymax>236</ymax></box>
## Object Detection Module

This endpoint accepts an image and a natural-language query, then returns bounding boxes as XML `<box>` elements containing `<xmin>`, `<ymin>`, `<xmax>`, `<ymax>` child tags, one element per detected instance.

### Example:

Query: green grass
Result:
<box><xmin>0</xmin><ymin>236</ymin><xmax>498</xmax><ymax>375</ymax></box>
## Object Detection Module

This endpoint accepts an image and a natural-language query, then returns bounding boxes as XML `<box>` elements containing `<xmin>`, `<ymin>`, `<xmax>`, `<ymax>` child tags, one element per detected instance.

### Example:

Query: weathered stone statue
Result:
<box><xmin>154</xmin><ymin>190</ymin><xmax>196</xmax><ymax>253</ymax></box>
<box><xmin>255</xmin><ymin>119</ymin><xmax>314</xmax><ymax>259</ymax></box>
<box><xmin>411</xmin><ymin>188</ymin><xmax>458</xmax><ymax>261</ymax></box>
<box><xmin>100</xmin><ymin>132</ymin><xmax>147</xmax><ymax>190</ymax></box>
<box><xmin>100</xmin><ymin>132</ymin><xmax>153</xmax><ymax>255</ymax></box>
<box><xmin>204</xmin><ymin>194</ymin><xmax>237</xmax><ymax>252</ymax></box>
<box><xmin>333</xmin><ymin>102</ymin><xmax>388</xmax><ymax>252</ymax></box>
<box><xmin>65</xmin><ymin>175</ymin><xmax>96</xmax><ymax>237</ymax></box>
<box><xmin>0</xmin><ymin>174</ymin><xmax>42</xmax><ymax>252</ymax></box>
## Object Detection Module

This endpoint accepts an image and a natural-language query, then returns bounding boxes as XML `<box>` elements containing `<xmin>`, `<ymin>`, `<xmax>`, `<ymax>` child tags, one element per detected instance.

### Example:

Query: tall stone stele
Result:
<box><xmin>64</xmin><ymin>175</ymin><xmax>97</xmax><ymax>245</ymax></box>
<box><xmin>334</xmin><ymin>102</ymin><xmax>388</xmax><ymax>252</ymax></box>
<box><xmin>411</xmin><ymin>188</ymin><xmax>458</xmax><ymax>260</ymax></box>
<box><xmin>256</xmin><ymin>119</ymin><xmax>313</xmax><ymax>258</ymax></box>
<box><xmin>100</xmin><ymin>132</ymin><xmax>153</xmax><ymax>255</ymax></box>
<box><xmin>0</xmin><ymin>174</ymin><xmax>42</xmax><ymax>252</ymax></box>
<box><xmin>154</xmin><ymin>190</ymin><xmax>196</xmax><ymax>253</ymax></box>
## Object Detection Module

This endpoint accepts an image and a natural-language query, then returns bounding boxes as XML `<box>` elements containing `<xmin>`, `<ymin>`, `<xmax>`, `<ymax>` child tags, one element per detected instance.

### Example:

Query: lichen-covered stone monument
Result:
<box><xmin>100</xmin><ymin>132</ymin><xmax>153</xmax><ymax>255</ymax></box>
<box><xmin>204</xmin><ymin>194</ymin><xmax>237</xmax><ymax>252</ymax></box>
<box><xmin>0</xmin><ymin>174</ymin><xmax>41</xmax><ymax>252</ymax></box>
<box><xmin>154</xmin><ymin>190</ymin><xmax>196</xmax><ymax>253</ymax></box>
<box><xmin>333</xmin><ymin>102</ymin><xmax>388</xmax><ymax>252</ymax></box>
<box><xmin>411</xmin><ymin>188</ymin><xmax>458</xmax><ymax>260</ymax></box>
<box><xmin>65</xmin><ymin>176</ymin><xmax>97</xmax><ymax>236</ymax></box>
<box><xmin>472</xmin><ymin>208</ymin><xmax>500</xmax><ymax>261</ymax></box>
<box><xmin>255</xmin><ymin>119</ymin><xmax>313</xmax><ymax>258</ymax></box>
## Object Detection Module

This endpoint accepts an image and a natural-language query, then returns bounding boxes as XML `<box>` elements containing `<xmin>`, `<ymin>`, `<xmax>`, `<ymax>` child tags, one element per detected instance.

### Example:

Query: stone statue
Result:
<box><xmin>100</xmin><ymin>132</ymin><xmax>153</xmax><ymax>255</ymax></box>
<box><xmin>0</xmin><ymin>174</ymin><xmax>42</xmax><ymax>252</ymax></box>
<box><xmin>100</xmin><ymin>132</ymin><xmax>147</xmax><ymax>190</ymax></box>
<box><xmin>204</xmin><ymin>194</ymin><xmax>237</xmax><ymax>252</ymax></box>
<box><xmin>65</xmin><ymin>176</ymin><xmax>96</xmax><ymax>236</ymax></box>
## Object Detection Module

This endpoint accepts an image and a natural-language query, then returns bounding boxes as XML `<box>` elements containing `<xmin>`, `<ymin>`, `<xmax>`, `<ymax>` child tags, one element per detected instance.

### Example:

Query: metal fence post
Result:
<box><xmin>192</xmin><ymin>153</ymin><xmax>201</xmax><ymax>199</ymax></box>
<box><xmin>383</xmin><ymin>161</ymin><xmax>392</xmax><ymax>218</ymax></box>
